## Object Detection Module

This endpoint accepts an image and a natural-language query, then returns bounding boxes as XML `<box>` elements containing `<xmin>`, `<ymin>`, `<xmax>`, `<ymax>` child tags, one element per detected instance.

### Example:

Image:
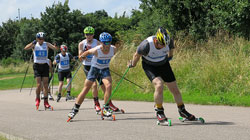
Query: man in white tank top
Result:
<box><xmin>24</xmin><ymin>32</ymin><xmax>58</xmax><ymax>110</ymax></box>
<box><xmin>128</xmin><ymin>27</ymin><xmax>198</xmax><ymax>124</ymax></box>
<box><xmin>53</xmin><ymin>45</ymin><xmax>74</xmax><ymax>102</ymax></box>
<box><xmin>68</xmin><ymin>32</ymin><xmax>117</xmax><ymax>120</ymax></box>
<box><xmin>78</xmin><ymin>26</ymin><xmax>120</xmax><ymax>114</ymax></box>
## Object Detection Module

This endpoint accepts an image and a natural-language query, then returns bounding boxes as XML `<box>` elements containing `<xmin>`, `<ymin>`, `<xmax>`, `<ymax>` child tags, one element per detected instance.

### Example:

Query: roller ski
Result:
<box><xmin>67</xmin><ymin>107</ymin><xmax>79</xmax><ymax>122</ymax></box>
<box><xmin>44</xmin><ymin>100</ymin><xmax>53</xmax><ymax>111</ymax></box>
<box><xmin>109</xmin><ymin>101</ymin><xmax>125</xmax><ymax>114</ymax></box>
<box><xmin>155</xmin><ymin>108</ymin><xmax>171</xmax><ymax>126</ymax></box>
<box><xmin>35</xmin><ymin>98</ymin><xmax>40</xmax><ymax>110</ymax></box>
<box><xmin>56</xmin><ymin>94</ymin><xmax>61</xmax><ymax>102</ymax></box>
<box><xmin>101</xmin><ymin>105</ymin><xmax>115</xmax><ymax>121</ymax></box>
<box><xmin>94</xmin><ymin>98</ymin><xmax>101</xmax><ymax>114</ymax></box>
<box><xmin>65</xmin><ymin>94</ymin><xmax>75</xmax><ymax>102</ymax></box>
<box><xmin>179</xmin><ymin>117</ymin><xmax>205</xmax><ymax>123</ymax></box>
<box><xmin>178</xmin><ymin>104</ymin><xmax>205</xmax><ymax>124</ymax></box>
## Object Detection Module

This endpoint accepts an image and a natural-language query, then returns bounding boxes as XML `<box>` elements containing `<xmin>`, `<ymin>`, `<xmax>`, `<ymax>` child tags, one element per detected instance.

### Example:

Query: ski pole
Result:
<box><xmin>29</xmin><ymin>77</ymin><xmax>35</xmax><ymax>96</ymax></box>
<box><xmin>110</xmin><ymin>69</ymin><xmax>144</xmax><ymax>90</ymax></box>
<box><xmin>20</xmin><ymin>55</ymin><xmax>33</xmax><ymax>93</ymax></box>
<box><xmin>62</xmin><ymin>62</ymin><xmax>82</xmax><ymax>95</ymax></box>
<box><xmin>49</xmin><ymin>64</ymin><xmax>58</xmax><ymax>88</ymax></box>
<box><xmin>105</xmin><ymin>67</ymin><xmax>130</xmax><ymax>106</ymax></box>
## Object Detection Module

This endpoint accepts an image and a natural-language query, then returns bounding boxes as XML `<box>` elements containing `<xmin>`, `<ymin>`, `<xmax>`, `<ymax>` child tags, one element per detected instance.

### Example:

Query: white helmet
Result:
<box><xmin>36</xmin><ymin>32</ymin><xmax>45</xmax><ymax>38</ymax></box>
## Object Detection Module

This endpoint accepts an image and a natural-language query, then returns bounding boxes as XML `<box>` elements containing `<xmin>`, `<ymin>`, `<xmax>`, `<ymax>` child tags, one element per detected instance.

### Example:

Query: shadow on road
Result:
<box><xmin>174</xmin><ymin>121</ymin><xmax>235</xmax><ymax>126</ymax></box>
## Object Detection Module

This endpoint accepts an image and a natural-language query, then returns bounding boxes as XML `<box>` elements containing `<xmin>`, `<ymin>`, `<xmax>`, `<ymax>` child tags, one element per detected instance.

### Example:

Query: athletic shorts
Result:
<box><xmin>84</xmin><ymin>65</ymin><xmax>103</xmax><ymax>85</ymax></box>
<box><xmin>33</xmin><ymin>63</ymin><xmax>49</xmax><ymax>78</ymax></box>
<box><xmin>58</xmin><ymin>71</ymin><xmax>72</xmax><ymax>81</ymax></box>
<box><xmin>87</xmin><ymin>67</ymin><xmax>110</xmax><ymax>83</ymax></box>
<box><xmin>142</xmin><ymin>61</ymin><xmax>176</xmax><ymax>82</ymax></box>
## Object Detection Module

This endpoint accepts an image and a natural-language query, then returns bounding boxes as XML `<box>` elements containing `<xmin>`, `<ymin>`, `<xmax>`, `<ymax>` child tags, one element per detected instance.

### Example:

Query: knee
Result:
<box><xmin>105</xmin><ymin>83</ymin><xmax>112</xmax><ymax>90</ymax></box>
<box><xmin>154</xmin><ymin>82</ymin><xmax>164</xmax><ymax>91</ymax></box>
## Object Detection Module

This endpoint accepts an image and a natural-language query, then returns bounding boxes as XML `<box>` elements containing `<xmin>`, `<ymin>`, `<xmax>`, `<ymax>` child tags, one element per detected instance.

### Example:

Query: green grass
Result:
<box><xmin>0</xmin><ymin>73</ymin><xmax>59</xmax><ymax>90</ymax></box>
<box><xmin>0</xmin><ymin>135</ymin><xmax>8</xmax><ymax>140</ymax></box>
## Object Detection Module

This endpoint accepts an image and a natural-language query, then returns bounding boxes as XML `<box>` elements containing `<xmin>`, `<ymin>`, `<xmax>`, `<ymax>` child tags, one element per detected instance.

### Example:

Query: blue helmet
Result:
<box><xmin>99</xmin><ymin>32</ymin><xmax>112</xmax><ymax>43</ymax></box>
<box><xmin>36</xmin><ymin>32</ymin><xmax>45</xmax><ymax>38</ymax></box>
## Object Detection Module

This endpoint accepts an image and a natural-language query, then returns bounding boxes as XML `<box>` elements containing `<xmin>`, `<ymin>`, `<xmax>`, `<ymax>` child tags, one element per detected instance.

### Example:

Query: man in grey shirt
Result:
<box><xmin>129</xmin><ymin>27</ymin><xmax>199</xmax><ymax>125</ymax></box>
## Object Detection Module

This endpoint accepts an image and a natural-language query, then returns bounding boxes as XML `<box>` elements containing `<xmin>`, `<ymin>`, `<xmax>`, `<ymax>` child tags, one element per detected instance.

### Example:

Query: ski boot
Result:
<box><xmin>155</xmin><ymin>108</ymin><xmax>171</xmax><ymax>126</ymax></box>
<box><xmin>101</xmin><ymin>105</ymin><xmax>115</xmax><ymax>121</ymax></box>
<box><xmin>44</xmin><ymin>99</ymin><xmax>53</xmax><ymax>111</ymax></box>
<box><xmin>48</xmin><ymin>93</ymin><xmax>54</xmax><ymax>101</ymax></box>
<box><xmin>56</xmin><ymin>94</ymin><xmax>61</xmax><ymax>102</ymax></box>
<box><xmin>65</xmin><ymin>94</ymin><xmax>74</xmax><ymax>102</ymax></box>
<box><xmin>178</xmin><ymin>105</ymin><xmax>205</xmax><ymax>123</ymax></box>
<box><xmin>93</xmin><ymin>97</ymin><xmax>101</xmax><ymax>114</ymax></box>
<box><xmin>109</xmin><ymin>100</ymin><xmax>125</xmax><ymax>114</ymax></box>
<box><xmin>67</xmin><ymin>107</ymin><xmax>79</xmax><ymax>122</ymax></box>
<box><xmin>35</xmin><ymin>98</ymin><xmax>40</xmax><ymax>110</ymax></box>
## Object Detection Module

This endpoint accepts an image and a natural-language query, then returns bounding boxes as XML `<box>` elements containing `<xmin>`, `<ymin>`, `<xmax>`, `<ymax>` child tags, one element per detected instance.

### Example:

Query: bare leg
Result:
<box><xmin>36</xmin><ymin>77</ymin><xmax>42</xmax><ymax>99</ymax></box>
<box><xmin>152</xmin><ymin>77</ymin><xmax>164</xmax><ymax>108</ymax></box>
<box><xmin>165</xmin><ymin>81</ymin><xmax>183</xmax><ymax>105</ymax></box>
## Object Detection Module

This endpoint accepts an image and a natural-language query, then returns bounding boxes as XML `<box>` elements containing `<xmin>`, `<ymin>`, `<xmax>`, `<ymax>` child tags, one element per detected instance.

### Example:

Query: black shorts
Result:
<box><xmin>33</xmin><ymin>63</ymin><xmax>49</xmax><ymax>78</ymax></box>
<box><xmin>58</xmin><ymin>71</ymin><xmax>72</xmax><ymax>81</ymax></box>
<box><xmin>83</xmin><ymin>65</ymin><xmax>103</xmax><ymax>85</ymax></box>
<box><xmin>142</xmin><ymin>61</ymin><xmax>176</xmax><ymax>82</ymax></box>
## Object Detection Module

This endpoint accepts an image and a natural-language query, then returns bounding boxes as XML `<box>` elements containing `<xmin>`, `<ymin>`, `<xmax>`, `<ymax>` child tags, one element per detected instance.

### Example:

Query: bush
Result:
<box><xmin>1</xmin><ymin>57</ymin><xmax>24</xmax><ymax>67</ymax></box>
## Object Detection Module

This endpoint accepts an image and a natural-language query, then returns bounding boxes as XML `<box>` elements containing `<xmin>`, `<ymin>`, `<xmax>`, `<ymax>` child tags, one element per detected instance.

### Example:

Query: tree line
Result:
<box><xmin>0</xmin><ymin>0</ymin><xmax>249</xmax><ymax>60</ymax></box>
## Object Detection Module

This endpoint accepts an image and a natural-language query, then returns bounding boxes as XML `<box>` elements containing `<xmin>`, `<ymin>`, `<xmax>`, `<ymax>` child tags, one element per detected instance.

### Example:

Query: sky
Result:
<box><xmin>0</xmin><ymin>0</ymin><xmax>141</xmax><ymax>24</ymax></box>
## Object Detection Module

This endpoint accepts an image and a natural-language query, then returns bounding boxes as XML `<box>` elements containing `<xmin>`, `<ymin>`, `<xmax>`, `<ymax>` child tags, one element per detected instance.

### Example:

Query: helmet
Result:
<box><xmin>60</xmin><ymin>45</ymin><xmax>67</xmax><ymax>52</ymax></box>
<box><xmin>156</xmin><ymin>27</ymin><xmax>170</xmax><ymax>46</ymax></box>
<box><xmin>84</xmin><ymin>26</ymin><xmax>95</xmax><ymax>34</ymax></box>
<box><xmin>36</xmin><ymin>32</ymin><xmax>45</xmax><ymax>38</ymax></box>
<box><xmin>99</xmin><ymin>32</ymin><xmax>112</xmax><ymax>44</ymax></box>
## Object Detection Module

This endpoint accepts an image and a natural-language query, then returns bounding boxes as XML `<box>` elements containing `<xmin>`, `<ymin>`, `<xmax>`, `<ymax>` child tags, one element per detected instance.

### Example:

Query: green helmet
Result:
<box><xmin>83</xmin><ymin>26</ymin><xmax>95</xmax><ymax>34</ymax></box>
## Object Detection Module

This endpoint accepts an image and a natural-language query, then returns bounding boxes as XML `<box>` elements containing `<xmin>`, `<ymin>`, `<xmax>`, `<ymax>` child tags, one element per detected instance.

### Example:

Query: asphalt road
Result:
<box><xmin>0</xmin><ymin>88</ymin><xmax>250</xmax><ymax>140</ymax></box>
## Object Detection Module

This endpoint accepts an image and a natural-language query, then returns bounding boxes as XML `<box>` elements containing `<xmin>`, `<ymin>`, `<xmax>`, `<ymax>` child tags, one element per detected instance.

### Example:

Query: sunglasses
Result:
<box><xmin>102</xmin><ymin>41</ymin><xmax>111</xmax><ymax>45</ymax></box>
<box><xmin>85</xmin><ymin>34</ymin><xmax>94</xmax><ymax>36</ymax></box>
<box><xmin>37</xmin><ymin>38</ymin><xmax>44</xmax><ymax>40</ymax></box>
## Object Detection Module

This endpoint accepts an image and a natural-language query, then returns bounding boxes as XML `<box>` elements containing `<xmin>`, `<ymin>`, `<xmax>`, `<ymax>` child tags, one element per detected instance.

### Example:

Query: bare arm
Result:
<box><xmin>130</xmin><ymin>52</ymin><xmax>142</xmax><ymax>67</ymax></box>
<box><xmin>79</xmin><ymin>47</ymin><xmax>97</xmax><ymax>61</ymax></box>
<box><xmin>78</xmin><ymin>41</ymin><xmax>84</xmax><ymax>57</ymax></box>
<box><xmin>47</xmin><ymin>42</ymin><xmax>58</xmax><ymax>50</ymax></box>
<box><xmin>24</xmin><ymin>41</ymin><xmax>36</xmax><ymax>50</ymax></box>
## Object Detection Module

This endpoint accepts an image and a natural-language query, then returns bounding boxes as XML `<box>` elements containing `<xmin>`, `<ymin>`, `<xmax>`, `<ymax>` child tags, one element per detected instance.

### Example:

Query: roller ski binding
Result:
<box><xmin>101</xmin><ymin>105</ymin><xmax>115</xmax><ymax>121</ymax></box>
<box><xmin>155</xmin><ymin>108</ymin><xmax>171</xmax><ymax>126</ymax></box>
<box><xmin>65</xmin><ymin>94</ymin><xmax>75</xmax><ymax>102</ymax></box>
<box><xmin>35</xmin><ymin>98</ymin><xmax>40</xmax><ymax>110</ymax></box>
<box><xmin>178</xmin><ymin>105</ymin><xmax>205</xmax><ymax>124</ymax></box>
<box><xmin>56</xmin><ymin>94</ymin><xmax>61</xmax><ymax>102</ymax></box>
<box><xmin>67</xmin><ymin>107</ymin><xmax>79</xmax><ymax>122</ymax></box>
<box><xmin>109</xmin><ymin>101</ymin><xmax>125</xmax><ymax>114</ymax></box>
<box><xmin>48</xmin><ymin>93</ymin><xmax>54</xmax><ymax>101</ymax></box>
<box><xmin>44</xmin><ymin>100</ymin><xmax>53</xmax><ymax>111</ymax></box>
<box><xmin>94</xmin><ymin>99</ymin><xmax>101</xmax><ymax>114</ymax></box>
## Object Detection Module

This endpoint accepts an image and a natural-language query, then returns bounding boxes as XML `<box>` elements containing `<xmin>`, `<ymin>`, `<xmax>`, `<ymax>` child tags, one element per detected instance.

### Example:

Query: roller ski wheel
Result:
<box><xmin>179</xmin><ymin>117</ymin><xmax>205</xmax><ymax>124</ymax></box>
<box><xmin>101</xmin><ymin>110</ymin><xmax>115</xmax><ymax>121</ymax></box>
<box><xmin>157</xmin><ymin>119</ymin><xmax>171</xmax><ymax>126</ymax></box>
<box><xmin>67</xmin><ymin>113</ymin><xmax>76</xmax><ymax>122</ymax></box>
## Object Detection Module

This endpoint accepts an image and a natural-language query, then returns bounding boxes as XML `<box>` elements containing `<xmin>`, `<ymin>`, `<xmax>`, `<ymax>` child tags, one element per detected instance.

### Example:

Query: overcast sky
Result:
<box><xmin>0</xmin><ymin>0</ymin><xmax>141</xmax><ymax>24</ymax></box>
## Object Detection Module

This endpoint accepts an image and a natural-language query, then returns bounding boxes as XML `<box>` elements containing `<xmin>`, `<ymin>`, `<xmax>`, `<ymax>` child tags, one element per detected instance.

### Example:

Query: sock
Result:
<box><xmin>155</xmin><ymin>104</ymin><xmax>163</xmax><ymax>109</ymax></box>
<box><xmin>93</xmin><ymin>97</ymin><xmax>99</xmax><ymax>101</ymax></box>
<box><xmin>75</xmin><ymin>103</ymin><xmax>80</xmax><ymax>109</ymax></box>
<box><xmin>67</xmin><ymin>91</ymin><xmax>71</xmax><ymax>96</ymax></box>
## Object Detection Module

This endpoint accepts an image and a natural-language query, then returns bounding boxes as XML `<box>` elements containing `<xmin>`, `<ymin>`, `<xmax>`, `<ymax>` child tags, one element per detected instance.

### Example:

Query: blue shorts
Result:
<box><xmin>87</xmin><ymin>67</ymin><xmax>111</xmax><ymax>82</ymax></box>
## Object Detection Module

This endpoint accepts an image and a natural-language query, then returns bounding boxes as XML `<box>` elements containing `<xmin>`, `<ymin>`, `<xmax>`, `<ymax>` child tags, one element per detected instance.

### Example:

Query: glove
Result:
<box><xmin>74</xmin><ymin>56</ymin><xmax>78</xmax><ymax>60</ymax></box>
<box><xmin>128</xmin><ymin>60</ymin><xmax>135</xmax><ymax>68</ymax></box>
<box><xmin>32</xmin><ymin>40</ymin><xmax>37</xmax><ymax>45</ymax></box>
